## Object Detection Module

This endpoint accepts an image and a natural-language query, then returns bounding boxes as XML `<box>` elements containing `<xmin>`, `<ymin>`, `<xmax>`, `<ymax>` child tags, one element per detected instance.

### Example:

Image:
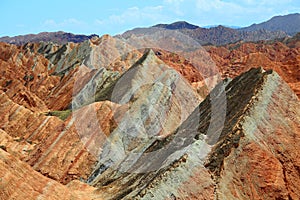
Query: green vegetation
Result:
<box><xmin>14</xmin><ymin>137</ymin><xmax>24</xmax><ymax>142</ymax></box>
<box><xmin>23</xmin><ymin>74</ymin><xmax>34</xmax><ymax>82</ymax></box>
<box><xmin>46</xmin><ymin>110</ymin><xmax>72</xmax><ymax>121</ymax></box>
<box><xmin>0</xmin><ymin>145</ymin><xmax>7</xmax><ymax>151</ymax></box>
<box><xmin>4</xmin><ymin>80</ymin><xmax>12</xmax><ymax>87</ymax></box>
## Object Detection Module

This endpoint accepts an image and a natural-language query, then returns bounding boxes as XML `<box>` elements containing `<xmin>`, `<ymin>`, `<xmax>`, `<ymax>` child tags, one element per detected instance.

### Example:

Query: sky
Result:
<box><xmin>1</xmin><ymin>0</ymin><xmax>299</xmax><ymax>37</ymax></box>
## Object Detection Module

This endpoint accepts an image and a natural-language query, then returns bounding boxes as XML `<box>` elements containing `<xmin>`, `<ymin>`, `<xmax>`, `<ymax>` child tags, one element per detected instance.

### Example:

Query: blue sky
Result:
<box><xmin>1</xmin><ymin>0</ymin><xmax>299</xmax><ymax>37</ymax></box>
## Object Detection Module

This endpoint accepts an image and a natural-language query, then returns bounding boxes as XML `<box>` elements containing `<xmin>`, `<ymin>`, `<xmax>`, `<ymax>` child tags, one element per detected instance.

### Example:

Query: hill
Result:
<box><xmin>153</xmin><ymin>21</ymin><xmax>199</xmax><ymax>30</ymax></box>
<box><xmin>240</xmin><ymin>13</ymin><xmax>300</xmax><ymax>36</ymax></box>
<box><xmin>122</xmin><ymin>23</ymin><xmax>287</xmax><ymax>46</ymax></box>
<box><xmin>0</xmin><ymin>31</ymin><xmax>98</xmax><ymax>45</ymax></box>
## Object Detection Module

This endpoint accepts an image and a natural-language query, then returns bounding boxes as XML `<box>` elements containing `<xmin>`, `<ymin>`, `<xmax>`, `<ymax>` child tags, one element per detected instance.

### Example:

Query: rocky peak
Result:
<box><xmin>153</xmin><ymin>21</ymin><xmax>200</xmax><ymax>30</ymax></box>
<box><xmin>86</xmin><ymin>49</ymin><xmax>201</xmax><ymax>186</ymax></box>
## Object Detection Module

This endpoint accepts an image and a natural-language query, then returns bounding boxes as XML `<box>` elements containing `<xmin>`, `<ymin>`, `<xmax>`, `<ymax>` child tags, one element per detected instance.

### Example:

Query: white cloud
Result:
<box><xmin>259</xmin><ymin>0</ymin><xmax>292</xmax><ymax>5</ymax></box>
<box><xmin>43</xmin><ymin>18</ymin><xmax>85</xmax><ymax>29</ymax></box>
<box><xmin>196</xmin><ymin>0</ymin><xmax>242</xmax><ymax>12</ymax></box>
<box><xmin>95</xmin><ymin>19</ymin><xmax>104</xmax><ymax>25</ymax></box>
<box><xmin>164</xmin><ymin>0</ymin><xmax>184</xmax><ymax>3</ymax></box>
<box><xmin>163</xmin><ymin>0</ymin><xmax>185</xmax><ymax>15</ymax></box>
<box><xmin>98</xmin><ymin>5</ymin><xmax>165</xmax><ymax>26</ymax></box>
<box><xmin>16</xmin><ymin>24</ymin><xmax>25</xmax><ymax>28</ymax></box>
<box><xmin>39</xmin><ymin>0</ymin><xmax>299</xmax><ymax>36</ymax></box>
<box><xmin>128</xmin><ymin>6</ymin><xmax>139</xmax><ymax>11</ymax></box>
<box><xmin>187</xmin><ymin>0</ymin><xmax>299</xmax><ymax>26</ymax></box>
<box><xmin>43</xmin><ymin>19</ymin><xmax>56</xmax><ymax>27</ymax></box>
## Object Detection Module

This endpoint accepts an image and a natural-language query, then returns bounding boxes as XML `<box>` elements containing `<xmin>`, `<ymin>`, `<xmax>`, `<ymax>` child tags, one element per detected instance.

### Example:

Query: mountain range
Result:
<box><xmin>122</xmin><ymin>24</ymin><xmax>286</xmax><ymax>45</ymax></box>
<box><xmin>0</xmin><ymin>12</ymin><xmax>300</xmax><ymax>200</ymax></box>
<box><xmin>1</xmin><ymin>26</ymin><xmax>300</xmax><ymax>199</ymax></box>
<box><xmin>240</xmin><ymin>13</ymin><xmax>300</xmax><ymax>35</ymax></box>
<box><xmin>0</xmin><ymin>31</ymin><xmax>98</xmax><ymax>45</ymax></box>
<box><xmin>1</xmin><ymin>13</ymin><xmax>299</xmax><ymax>46</ymax></box>
<box><xmin>153</xmin><ymin>13</ymin><xmax>300</xmax><ymax>36</ymax></box>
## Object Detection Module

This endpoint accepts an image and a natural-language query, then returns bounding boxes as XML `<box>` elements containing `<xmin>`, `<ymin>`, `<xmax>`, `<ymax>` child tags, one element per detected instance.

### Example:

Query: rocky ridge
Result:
<box><xmin>122</xmin><ymin>25</ymin><xmax>287</xmax><ymax>46</ymax></box>
<box><xmin>240</xmin><ymin>13</ymin><xmax>300</xmax><ymax>36</ymax></box>
<box><xmin>82</xmin><ymin>68</ymin><xmax>300</xmax><ymax>199</ymax></box>
<box><xmin>0</xmin><ymin>33</ymin><xmax>299</xmax><ymax>200</ymax></box>
<box><xmin>0</xmin><ymin>31</ymin><xmax>98</xmax><ymax>45</ymax></box>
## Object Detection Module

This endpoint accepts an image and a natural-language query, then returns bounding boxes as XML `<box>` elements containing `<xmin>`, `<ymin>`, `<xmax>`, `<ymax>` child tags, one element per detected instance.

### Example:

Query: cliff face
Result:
<box><xmin>0</xmin><ymin>34</ymin><xmax>299</xmax><ymax>200</ymax></box>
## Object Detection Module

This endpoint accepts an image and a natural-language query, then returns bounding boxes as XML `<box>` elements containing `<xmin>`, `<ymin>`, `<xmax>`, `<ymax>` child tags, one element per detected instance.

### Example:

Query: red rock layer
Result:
<box><xmin>0</xmin><ymin>88</ymin><xmax>122</xmax><ymax>184</ymax></box>
<box><xmin>0</xmin><ymin>35</ymin><xmax>299</xmax><ymax>199</ymax></box>
<box><xmin>217</xmin><ymin>70</ymin><xmax>300</xmax><ymax>199</ymax></box>
<box><xmin>0</xmin><ymin>42</ymin><xmax>59</xmax><ymax>112</ymax></box>
<box><xmin>206</xmin><ymin>41</ymin><xmax>300</xmax><ymax>97</ymax></box>
<box><xmin>0</xmin><ymin>149</ymin><xmax>102</xmax><ymax>200</ymax></box>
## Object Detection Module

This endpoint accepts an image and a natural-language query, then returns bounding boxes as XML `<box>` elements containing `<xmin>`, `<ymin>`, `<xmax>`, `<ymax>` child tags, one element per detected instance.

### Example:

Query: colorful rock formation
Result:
<box><xmin>0</xmin><ymin>33</ymin><xmax>299</xmax><ymax>200</ymax></box>
<box><xmin>84</xmin><ymin>68</ymin><xmax>300</xmax><ymax>199</ymax></box>
<box><xmin>205</xmin><ymin>40</ymin><xmax>300</xmax><ymax>98</ymax></box>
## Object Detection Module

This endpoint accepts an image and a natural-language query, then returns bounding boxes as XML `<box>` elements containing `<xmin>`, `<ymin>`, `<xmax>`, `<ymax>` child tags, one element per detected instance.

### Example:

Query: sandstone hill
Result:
<box><xmin>0</xmin><ymin>33</ymin><xmax>299</xmax><ymax>199</ymax></box>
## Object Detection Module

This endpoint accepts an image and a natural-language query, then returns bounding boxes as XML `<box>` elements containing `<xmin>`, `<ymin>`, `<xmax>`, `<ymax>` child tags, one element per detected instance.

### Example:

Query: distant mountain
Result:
<box><xmin>153</xmin><ymin>21</ymin><xmax>199</xmax><ymax>30</ymax></box>
<box><xmin>123</xmin><ymin>14</ymin><xmax>300</xmax><ymax>45</ymax></box>
<box><xmin>1</xmin><ymin>13</ymin><xmax>299</xmax><ymax>46</ymax></box>
<box><xmin>180</xmin><ymin>25</ymin><xmax>287</xmax><ymax>45</ymax></box>
<box><xmin>203</xmin><ymin>25</ymin><xmax>241</xmax><ymax>29</ymax></box>
<box><xmin>240</xmin><ymin>13</ymin><xmax>300</xmax><ymax>36</ymax></box>
<box><xmin>0</xmin><ymin>31</ymin><xmax>98</xmax><ymax>45</ymax></box>
<box><xmin>122</xmin><ymin>23</ymin><xmax>287</xmax><ymax>46</ymax></box>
